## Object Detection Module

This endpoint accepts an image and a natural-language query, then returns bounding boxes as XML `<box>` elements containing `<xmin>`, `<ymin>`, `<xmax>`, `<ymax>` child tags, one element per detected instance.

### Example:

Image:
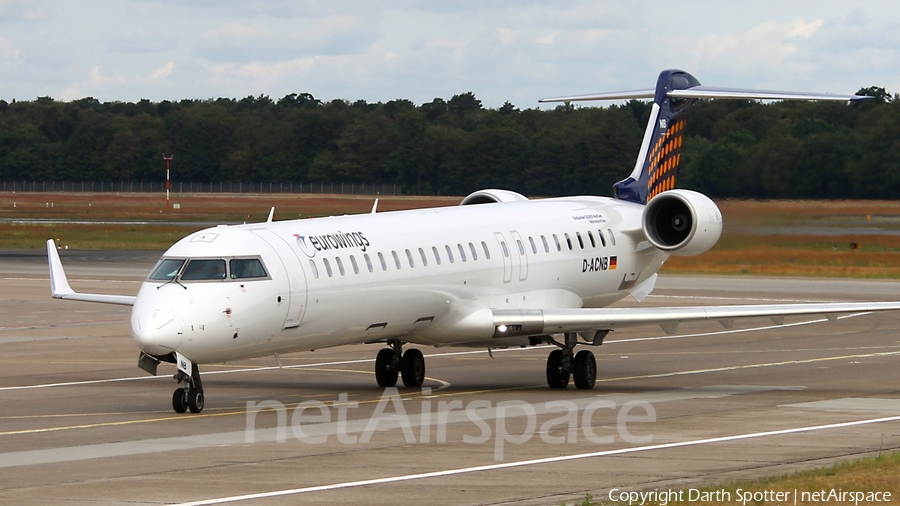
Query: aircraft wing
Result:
<box><xmin>492</xmin><ymin>301</ymin><xmax>900</xmax><ymax>337</ymax></box>
<box><xmin>47</xmin><ymin>239</ymin><xmax>137</xmax><ymax>306</ymax></box>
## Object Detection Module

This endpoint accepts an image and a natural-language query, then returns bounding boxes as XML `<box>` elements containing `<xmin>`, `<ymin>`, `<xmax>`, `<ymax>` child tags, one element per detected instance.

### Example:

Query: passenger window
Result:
<box><xmin>149</xmin><ymin>258</ymin><xmax>184</xmax><ymax>281</ymax></box>
<box><xmin>445</xmin><ymin>245</ymin><xmax>454</xmax><ymax>263</ymax></box>
<box><xmin>378</xmin><ymin>252</ymin><xmax>387</xmax><ymax>271</ymax></box>
<box><xmin>564</xmin><ymin>233</ymin><xmax>573</xmax><ymax>250</ymax></box>
<box><xmin>458</xmin><ymin>243</ymin><xmax>467</xmax><ymax>262</ymax></box>
<box><xmin>419</xmin><ymin>247</ymin><xmax>428</xmax><ymax>266</ymax></box>
<box><xmin>349</xmin><ymin>255</ymin><xmax>359</xmax><ymax>274</ymax></box>
<box><xmin>607</xmin><ymin>229</ymin><xmax>616</xmax><ymax>246</ymax></box>
<box><xmin>469</xmin><ymin>242</ymin><xmax>478</xmax><ymax>261</ymax></box>
<box><xmin>405</xmin><ymin>249</ymin><xmax>415</xmax><ymax>268</ymax></box>
<box><xmin>501</xmin><ymin>241</ymin><xmax>509</xmax><ymax>257</ymax></box>
<box><xmin>482</xmin><ymin>241</ymin><xmax>491</xmax><ymax>259</ymax></box>
<box><xmin>181</xmin><ymin>259</ymin><xmax>226</xmax><ymax>281</ymax></box>
<box><xmin>336</xmin><ymin>257</ymin><xmax>346</xmax><ymax>276</ymax></box>
<box><xmin>392</xmin><ymin>251</ymin><xmax>401</xmax><ymax>269</ymax></box>
<box><xmin>432</xmin><ymin>246</ymin><xmax>441</xmax><ymax>265</ymax></box>
<box><xmin>552</xmin><ymin>234</ymin><xmax>561</xmax><ymax>251</ymax></box>
<box><xmin>541</xmin><ymin>235</ymin><xmax>549</xmax><ymax>253</ymax></box>
<box><xmin>588</xmin><ymin>231</ymin><xmax>596</xmax><ymax>248</ymax></box>
<box><xmin>309</xmin><ymin>259</ymin><xmax>319</xmax><ymax>279</ymax></box>
<box><xmin>528</xmin><ymin>236</ymin><xmax>537</xmax><ymax>254</ymax></box>
<box><xmin>576</xmin><ymin>232</ymin><xmax>584</xmax><ymax>249</ymax></box>
<box><xmin>516</xmin><ymin>239</ymin><xmax>525</xmax><ymax>255</ymax></box>
<box><xmin>323</xmin><ymin>258</ymin><xmax>333</xmax><ymax>277</ymax></box>
<box><xmin>364</xmin><ymin>253</ymin><xmax>373</xmax><ymax>273</ymax></box>
<box><xmin>597</xmin><ymin>230</ymin><xmax>606</xmax><ymax>247</ymax></box>
<box><xmin>230</xmin><ymin>258</ymin><xmax>267</xmax><ymax>279</ymax></box>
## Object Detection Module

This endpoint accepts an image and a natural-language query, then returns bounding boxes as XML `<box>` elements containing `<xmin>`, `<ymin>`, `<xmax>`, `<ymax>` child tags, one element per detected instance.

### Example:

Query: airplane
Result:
<box><xmin>47</xmin><ymin>69</ymin><xmax>900</xmax><ymax>414</ymax></box>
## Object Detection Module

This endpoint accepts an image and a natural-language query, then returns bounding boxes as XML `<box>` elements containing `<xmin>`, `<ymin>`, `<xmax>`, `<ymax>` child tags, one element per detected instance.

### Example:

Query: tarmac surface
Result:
<box><xmin>1</xmin><ymin>249</ymin><xmax>900</xmax><ymax>505</ymax></box>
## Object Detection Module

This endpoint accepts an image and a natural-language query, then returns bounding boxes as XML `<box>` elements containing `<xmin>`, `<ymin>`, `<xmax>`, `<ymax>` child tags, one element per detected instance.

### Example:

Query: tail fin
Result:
<box><xmin>613</xmin><ymin>70</ymin><xmax>699</xmax><ymax>204</ymax></box>
<box><xmin>539</xmin><ymin>69</ymin><xmax>871</xmax><ymax>205</ymax></box>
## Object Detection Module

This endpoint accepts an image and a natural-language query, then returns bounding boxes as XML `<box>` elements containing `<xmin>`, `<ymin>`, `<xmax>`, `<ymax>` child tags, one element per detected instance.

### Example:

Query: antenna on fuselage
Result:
<box><xmin>266</xmin><ymin>207</ymin><xmax>275</xmax><ymax>223</ymax></box>
<box><xmin>371</xmin><ymin>199</ymin><xmax>379</xmax><ymax>214</ymax></box>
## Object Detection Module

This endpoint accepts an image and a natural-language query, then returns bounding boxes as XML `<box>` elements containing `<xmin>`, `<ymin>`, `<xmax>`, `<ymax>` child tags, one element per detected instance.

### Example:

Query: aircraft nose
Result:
<box><xmin>132</xmin><ymin>310</ymin><xmax>184</xmax><ymax>355</ymax></box>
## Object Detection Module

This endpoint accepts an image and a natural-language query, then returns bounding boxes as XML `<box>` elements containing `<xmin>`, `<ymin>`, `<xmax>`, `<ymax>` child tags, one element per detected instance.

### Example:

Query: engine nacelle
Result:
<box><xmin>642</xmin><ymin>189</ymin><xmax>722</xmax><ymax>256</ymax></box>
<box><xmin>460</xmin><ymin>189</ymin><xmax>528</xmax><ymax>205</ymax></box>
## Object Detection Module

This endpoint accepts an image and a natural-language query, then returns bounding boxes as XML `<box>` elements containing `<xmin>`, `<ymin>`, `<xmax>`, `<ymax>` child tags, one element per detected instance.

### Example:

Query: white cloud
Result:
<box><xmin>536</xmin><ymin>31</ymin><xmax>558</xmax><ymax>45</ymax></box>
<box><xmin>690</xmin><ymin>18</ymin><xmax>826</xmax><ymax>77</ymax></box>
<box><xmin>789</xmin><ymin>19</ymin><xmax>824</xmax><ymax>38</ymax></box>
<box><xmin>0</xmin><ymin>37</ymin><xmax>19</xmax><ymax>58</ymax></box>
<box><xmin>497</xmin><ymin>28</ymin><xmax>520</xmax><ymax>45</ymax></box>
<box><xmin>89</xmin><ymin>66</ymin><xmax>126</xmax><ymax>86</ymax></box>
<box><xmin>150</xmin><ymin>61</ymin><xmax>174</xmax><ymax>81</ymax></box>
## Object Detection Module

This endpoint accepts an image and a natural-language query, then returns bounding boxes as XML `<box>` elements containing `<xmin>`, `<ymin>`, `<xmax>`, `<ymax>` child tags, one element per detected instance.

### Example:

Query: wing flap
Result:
<box><xmin>493</xmin><ymin>301</ymin><xmax>900</xmax><ymax>337</ymax></box>
<box><xmin>47</xmin><ymin>239</ymin><xmax>137</xmax><ymax>306</ymax></box>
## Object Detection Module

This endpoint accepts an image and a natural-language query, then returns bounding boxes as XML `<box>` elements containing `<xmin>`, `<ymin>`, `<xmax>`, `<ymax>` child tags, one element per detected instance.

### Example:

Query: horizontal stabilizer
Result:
<box><xmin>47</xmin><ymin>239</ymin><xmax>136</xmax><ymax>306</ymax></box>
<box><xmin>539</xmin><ymin>89</ymin><xmax>655</xmax><ymax>103</ymax></box>
<box><xmin>668</xmin><ymin>86</ymin><xmax>871</xmax><ymax>102</ymax></box>
<box><xmin>540</xmin><ymin>86</ymin><xmax>871</xmax><ymax>104</ymax></box>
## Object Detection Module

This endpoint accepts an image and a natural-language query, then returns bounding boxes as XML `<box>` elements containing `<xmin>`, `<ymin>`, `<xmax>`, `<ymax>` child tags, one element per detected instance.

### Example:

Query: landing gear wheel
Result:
<box><xmin>375</xmin><ymin>348</ymin><xmax>399</xmax><ymax>387</ymax></box>
<box><xmin>573</xmin><ymin>350</ymin><xmax>597</xmax><ymax>390</ymax></box>
<box><xmin>546</xmin><ymin>349</ymin><xmax>570</xmax><ymax>389</ymax></box>
<box><xmin>400</xmin><ymin>348</ymin><xmax>425</xmax><ymax>387</ymax></box>
<box><xmin>188</xmin><ymin>390</ymin><xmax>205</xmax><ymax>413</ymax></box>
<box><xmin>172</xmin><ymin>389</ymin><xmax>188</xmax><ymax>413</ymax></box>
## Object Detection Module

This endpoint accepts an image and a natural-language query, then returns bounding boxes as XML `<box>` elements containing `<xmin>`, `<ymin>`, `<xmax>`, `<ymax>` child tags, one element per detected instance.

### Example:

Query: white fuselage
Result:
<box><xmin>131</xmin><ymin>196</ymin><xmax>668</xmax><ymax>364</ymax></box>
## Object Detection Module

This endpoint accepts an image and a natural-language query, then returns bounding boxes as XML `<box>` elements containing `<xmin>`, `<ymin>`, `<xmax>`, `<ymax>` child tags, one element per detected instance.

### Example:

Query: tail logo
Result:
<box><xmin>646</xmin><ymin>119</ymin><xmax>685</xmax><ymax>201</ymax></box>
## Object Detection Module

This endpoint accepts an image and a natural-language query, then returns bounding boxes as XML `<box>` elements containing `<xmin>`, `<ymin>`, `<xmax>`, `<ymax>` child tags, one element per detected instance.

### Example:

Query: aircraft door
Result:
<box><xmin>509</xmin><ymin>230</ymin><xmax>528</xmax><ymax>281</ymax></box>
<box><xmin>494</xmin><ymin>232</ymin><xmax>512</xmax><ymax>283</ymax></box>
<box><xmin>252</xmin><ymin>230</ymin><xmax>308</xmax><ymax>329</ymax></box>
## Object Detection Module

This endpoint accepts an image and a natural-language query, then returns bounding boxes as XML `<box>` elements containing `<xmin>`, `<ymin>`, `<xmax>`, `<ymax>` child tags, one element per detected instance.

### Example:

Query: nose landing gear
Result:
<box><xmin>172</xmin><ymin>362</ymin><xmax>204</xmax><ymax>414</ymax></box>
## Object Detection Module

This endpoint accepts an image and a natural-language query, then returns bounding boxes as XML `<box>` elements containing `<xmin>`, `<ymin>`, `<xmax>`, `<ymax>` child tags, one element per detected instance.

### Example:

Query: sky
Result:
<box><xmin>0</xmin><ymin>0</ymin><xmax>898</xmax><ymax>108</ymax></box>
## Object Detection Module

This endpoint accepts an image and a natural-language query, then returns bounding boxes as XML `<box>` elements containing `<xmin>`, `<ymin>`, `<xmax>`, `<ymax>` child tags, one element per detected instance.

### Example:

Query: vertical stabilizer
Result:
<box><xmin>613</xmin><ymin>69</ymin><xmax>700</xmax><ymax>204</ymax></box>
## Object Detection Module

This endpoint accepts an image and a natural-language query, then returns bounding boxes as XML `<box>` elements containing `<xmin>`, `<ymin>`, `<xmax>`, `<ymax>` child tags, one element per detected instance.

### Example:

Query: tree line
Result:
<box><xmin>0</xmin><ymin>86</ymin><xmax>897</xmax><ymax>199</ymax></box>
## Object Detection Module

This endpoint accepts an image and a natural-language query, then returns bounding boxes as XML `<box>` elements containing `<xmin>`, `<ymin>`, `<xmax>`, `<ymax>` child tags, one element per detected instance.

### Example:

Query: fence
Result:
<box><xmin>0</xmin><ymin>181</ymin><xmax>401</xmax><ymax>195</ymax></box>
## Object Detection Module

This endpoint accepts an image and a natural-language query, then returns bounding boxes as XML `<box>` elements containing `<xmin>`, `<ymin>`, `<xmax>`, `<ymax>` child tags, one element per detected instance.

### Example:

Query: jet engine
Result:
<box><xmin>642</xmin><ymin>189</ymin><xmax>722</xmax><ymax>256</ymax></box>
<box><xmin>460</xmin><ymin>189</ymin><xmax>528</xmax><ymax>205</ymax></box>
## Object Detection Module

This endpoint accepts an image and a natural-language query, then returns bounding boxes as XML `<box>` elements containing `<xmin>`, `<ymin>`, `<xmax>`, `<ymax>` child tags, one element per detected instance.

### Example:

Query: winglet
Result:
<box><xmin>47</xmin><ymin>239</ymin><xmax>74</xmax><ymax>298</ymax></box>
<box><xmin>46</xmin><ymin>239</ymin><xmax>137</xmax><ymax>306</ymax></box>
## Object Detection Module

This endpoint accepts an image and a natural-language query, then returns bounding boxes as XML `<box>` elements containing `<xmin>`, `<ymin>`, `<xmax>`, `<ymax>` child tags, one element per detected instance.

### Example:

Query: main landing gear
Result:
<box><xmin>546</xmin><ymin>332</ymin><xmax>597</xmax><ymax>390</ymax></box>
<box><xmin>375</xmin><ymin>340</ymin><xmax>425</xmax><ymax>388</ymax></box>
<box><xmin>172</xmin><ymin>362</ymin><xmax>205</xmax><ymax>414</ymax></box>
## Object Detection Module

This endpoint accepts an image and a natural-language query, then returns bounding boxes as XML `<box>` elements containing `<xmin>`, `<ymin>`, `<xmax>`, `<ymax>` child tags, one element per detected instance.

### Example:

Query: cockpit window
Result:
<box><xmin>230</xmin><ymin>258</ymin><xmax>267</xmax><ymax>279</ymax></box>
<box><xmin>149</xmin><ymin>258</ymin><xmax>185</xmax><ymax>281</ymax></box>
<box><xmin>181</xmin><ymin>259</ymin><xmax>227</xmax><ymax>281</ymax></box>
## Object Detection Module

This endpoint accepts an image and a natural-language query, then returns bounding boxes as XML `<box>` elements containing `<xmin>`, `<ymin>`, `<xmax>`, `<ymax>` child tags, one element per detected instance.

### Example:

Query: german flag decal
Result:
<box><xmin>609</xmin><ymin>256</ymin><xmax>617</xmax><ymax>270</ymax></box>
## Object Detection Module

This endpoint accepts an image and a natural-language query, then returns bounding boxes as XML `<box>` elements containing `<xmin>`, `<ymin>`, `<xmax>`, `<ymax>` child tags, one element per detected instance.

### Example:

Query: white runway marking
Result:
<box><xmin>170</xmin><ymin>414</ymin><xmax>900</xmax><ymax>506</ymax></box>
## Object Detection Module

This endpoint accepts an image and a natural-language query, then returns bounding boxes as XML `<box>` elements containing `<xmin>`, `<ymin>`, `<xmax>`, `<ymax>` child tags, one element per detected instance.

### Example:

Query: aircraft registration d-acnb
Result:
<box><xmin>48</xmin><ymin>69</ymin><xmax>900</xmax><ymax>414</ymax></box>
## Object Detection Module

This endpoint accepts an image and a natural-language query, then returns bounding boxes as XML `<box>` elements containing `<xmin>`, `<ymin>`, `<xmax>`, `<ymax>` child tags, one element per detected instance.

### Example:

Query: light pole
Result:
<box><xmin>163</xmin><ymin>154</ymin><xmax>173</xmax><ymax>209</ymax></box>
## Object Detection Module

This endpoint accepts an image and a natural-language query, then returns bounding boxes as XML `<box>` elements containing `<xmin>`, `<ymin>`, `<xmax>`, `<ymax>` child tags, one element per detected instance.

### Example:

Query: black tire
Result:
<box><xmin>172</xmin><ymin>389</ymin><xmax>188</xmax><ymax>413</ymax></box>
<box><xmin>546</xmin><ymin>349</ymin><xmax>569</xmax><ymax>389</ymax></box>
<box><xmin>400</xmin><ymin>348</ymin><xmax>425</xmax><ymax>387</ymax></box>
<box><xmin>375</xmin><ymin>348</ymin><xmax>398</xmax><ymax>387</ymax></box>
<box><xmin>188</xmin><ymin>390</ymin><xmax>204</xmax><ymax>413</ymax></box>
<box><xmin>573</xmin><ymin>350</ymin><xmax>597</xmax><ymax>390</ymax></box>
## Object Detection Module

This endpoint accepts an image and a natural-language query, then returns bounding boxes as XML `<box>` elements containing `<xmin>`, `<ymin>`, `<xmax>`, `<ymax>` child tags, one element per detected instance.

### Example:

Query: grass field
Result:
<box><xmin>3</xmin><ymin>192</ymin><xmax>900</xmax><ymax>278</ymax></box>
